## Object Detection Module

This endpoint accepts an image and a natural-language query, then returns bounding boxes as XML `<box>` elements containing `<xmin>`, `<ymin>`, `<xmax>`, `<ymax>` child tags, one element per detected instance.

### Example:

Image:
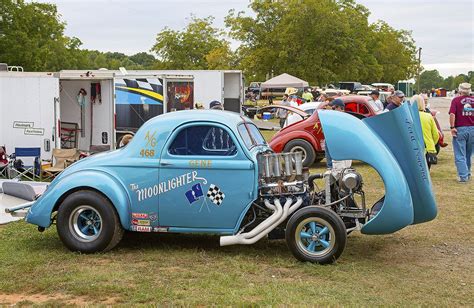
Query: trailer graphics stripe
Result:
<box><xmin>115</xmin><ymin>78</ymin><xmax>163</xmax><ymax>105</ymax></box>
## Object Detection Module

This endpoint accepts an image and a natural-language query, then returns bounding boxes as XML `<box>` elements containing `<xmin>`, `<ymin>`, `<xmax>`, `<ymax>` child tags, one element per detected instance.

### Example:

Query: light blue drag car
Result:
<box><xmin>8</xmin><ymin>103</ymin><xmax>437</xmax><ymax>264</ymax></box>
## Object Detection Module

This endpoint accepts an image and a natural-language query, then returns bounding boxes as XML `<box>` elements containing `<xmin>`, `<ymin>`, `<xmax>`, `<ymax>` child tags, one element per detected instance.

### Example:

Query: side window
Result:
<box><xmin>359</xmin><ymin>104</ymin><xmax>370</xmax><ymax>115</ymax></box>
<box><xmin>345</xmin><ymin>102</ymin><xmax>358</xmax><ymax>113</ymax></box>
<box><xmin>168</xmin><ymin>125</ymin><xmax>237</xmax><ymax>156</ymax></box>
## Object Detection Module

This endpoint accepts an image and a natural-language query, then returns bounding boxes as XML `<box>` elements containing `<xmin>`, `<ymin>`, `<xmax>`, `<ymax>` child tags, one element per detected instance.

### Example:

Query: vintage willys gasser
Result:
<box><xmin>13</xmin><ymin>103</ymin><xmax>436</xmax><ymax>264</ymax></box>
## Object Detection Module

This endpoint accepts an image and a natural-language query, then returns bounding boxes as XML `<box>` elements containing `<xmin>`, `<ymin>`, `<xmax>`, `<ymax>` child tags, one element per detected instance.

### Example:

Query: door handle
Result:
<box><xmin>160</xmin><ymin>161</ymin><xmax>173</xmax><ymax>166</ymax></box>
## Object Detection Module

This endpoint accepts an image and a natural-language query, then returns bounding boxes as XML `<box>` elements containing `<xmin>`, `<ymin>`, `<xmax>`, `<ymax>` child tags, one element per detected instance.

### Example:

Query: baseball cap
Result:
<box><xmin>329</xmin><ymin>98</ymin><xmax>345</xmax><ymax>109</ymax></box>
<box><xmin>370</xmin><ymin>90</ymin><xmax>380</xmax><ymax>96</ymax></box>
<box><xmin>394</xmin><ymin>90</ymin><xmax>405</xmax><ymax>98</ymax></box>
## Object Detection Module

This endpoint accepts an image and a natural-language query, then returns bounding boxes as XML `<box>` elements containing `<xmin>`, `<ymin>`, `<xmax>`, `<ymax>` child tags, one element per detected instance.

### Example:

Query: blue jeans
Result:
<box><xmin>452</xmin><ymin>126</ymin><xmax>473</xmax><ymax>181</ymax></box>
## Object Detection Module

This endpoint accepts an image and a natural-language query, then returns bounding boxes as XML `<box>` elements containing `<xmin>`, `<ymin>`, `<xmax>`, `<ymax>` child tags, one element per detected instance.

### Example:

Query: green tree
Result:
<box><xmin>416</xmin><ymin>69</ymin><xmax>444</xmax><ymax>91</ymax></box>
<box><xmin>151</xmin><ymin>16</ymin><xmax>233</xmax><ymax>70</ymax></box>
<box><xmin>225</xmin><ymin>0</ymin><xmax>417</xmax><ymax>84</ymax></box>
<box><xmin>0</xmin><ymin>0</ymin><xmax>82</xmax><ymax>71</ymax></box>
<box><xmin>129</xmin><ymin>52</ymin><xmax>157</xmax><ymax>69</ymax></box>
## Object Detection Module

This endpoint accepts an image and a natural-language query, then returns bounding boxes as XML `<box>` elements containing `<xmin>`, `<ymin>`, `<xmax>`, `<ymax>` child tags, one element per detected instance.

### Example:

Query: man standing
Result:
<box><xmin>302</xmin><ymin>88</ymin><xmax>314</xmax><ymax>102</ymax></box>
<box><xmin>449</xmin><ymin>82</ymin><xmax>474</xmax><ymax>183</ymax></box>
<box><xmin>277</xmin><ymin>94</ymin><xmax>291</xmax><ymax>128</ymax></box>
<box><xmin>385</xmin><ymin>90</ymin><xmax>405</xmax><ymax>111</ymax></box>
<box><xmin>369</xmin><ymin>90</ymin><xmax>384</xmax><ymax>111</ymax></box>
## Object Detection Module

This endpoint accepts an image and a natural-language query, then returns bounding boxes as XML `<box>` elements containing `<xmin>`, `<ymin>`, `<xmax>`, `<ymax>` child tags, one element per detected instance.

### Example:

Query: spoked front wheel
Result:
<box><xmin>286</xmin><ymin>206</ymin><xmax>347</xmax><ymax>264</ymax></box>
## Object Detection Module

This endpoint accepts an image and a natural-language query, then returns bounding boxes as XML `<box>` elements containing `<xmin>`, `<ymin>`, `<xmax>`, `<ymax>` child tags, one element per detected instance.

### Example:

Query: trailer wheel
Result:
<box><xmin>283</xmin><ymin>139</ymin><xmax>316</xmax><ymax>167</ymax></box>
<box><xmin>56</xmin><ymin>190</ymin><xmax>124</xmax><ymax>253</ymax></box>
<box><xmin>286</xmin><ymin>206</ymin><xmax>346</xmax><ymax>264</ymax></box>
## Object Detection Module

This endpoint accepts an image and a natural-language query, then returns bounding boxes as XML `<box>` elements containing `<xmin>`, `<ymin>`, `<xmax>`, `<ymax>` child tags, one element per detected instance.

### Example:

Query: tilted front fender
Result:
<box><xmin>319</xmin><ymin>103</ymin><xmax>437</xmax><ymax>234</ymax></box>
<box><xmin>26</xmin><ymin>170</ymin><xmax>131</xmax><ymax>229</ymax></box>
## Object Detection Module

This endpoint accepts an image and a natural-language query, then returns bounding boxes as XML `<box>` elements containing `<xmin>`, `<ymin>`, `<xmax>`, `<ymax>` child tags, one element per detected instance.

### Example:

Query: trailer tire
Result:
<box><xmin>56</xmin><ymin>190</ymin><xmax>124</xmax><ymax>253</ymax></box>
<box><xmin>283</xmin><ymin>139</ymin><xmax>316</xmax><ymax>167</ymax></box>
<box><xmin>286</xmin><ymin>206</ymin><xmax>346</xmax><ymax>264</ymax></box>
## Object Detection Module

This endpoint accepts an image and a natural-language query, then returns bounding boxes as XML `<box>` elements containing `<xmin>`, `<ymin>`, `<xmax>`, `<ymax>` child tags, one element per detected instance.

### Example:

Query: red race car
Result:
<box><xmin>262</xmin><ymin>95</ymin><xmax>445</xmax><ymax>167</ymax></box>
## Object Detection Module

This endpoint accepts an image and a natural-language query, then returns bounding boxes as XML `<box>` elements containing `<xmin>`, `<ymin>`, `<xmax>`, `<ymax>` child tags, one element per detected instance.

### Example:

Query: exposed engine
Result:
<box><xmin>220</xmin><ymin>152</ymin><xmax>370</xmax><ymax>246</ymax></box>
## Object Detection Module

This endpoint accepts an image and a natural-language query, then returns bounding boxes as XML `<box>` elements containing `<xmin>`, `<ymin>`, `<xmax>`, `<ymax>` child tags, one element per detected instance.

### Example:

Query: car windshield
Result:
<box><xmin>238</xmin><ymin>123</ymin><xmax>267</xmax><ymax>149</ymax></box>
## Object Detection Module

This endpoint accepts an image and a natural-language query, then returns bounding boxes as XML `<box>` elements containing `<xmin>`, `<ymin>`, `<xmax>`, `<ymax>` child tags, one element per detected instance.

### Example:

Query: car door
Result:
<box><xmin>158</xmin><ymin>122</ymin><xmax>255</xmax><ymax>232</ymax></box>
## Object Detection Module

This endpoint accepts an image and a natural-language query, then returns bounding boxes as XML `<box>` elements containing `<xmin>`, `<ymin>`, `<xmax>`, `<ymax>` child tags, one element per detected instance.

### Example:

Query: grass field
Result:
<box><xmin>0</xmin><ymin>134</ymin><xmax>472</xmax><ymax>306</ymax></box>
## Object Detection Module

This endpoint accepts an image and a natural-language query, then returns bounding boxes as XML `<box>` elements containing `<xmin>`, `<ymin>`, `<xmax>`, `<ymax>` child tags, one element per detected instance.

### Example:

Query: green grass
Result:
<box><xmin>0</xmin><ymin>135</ymin><xmax>472</xmax><ymax>305</ymax></box>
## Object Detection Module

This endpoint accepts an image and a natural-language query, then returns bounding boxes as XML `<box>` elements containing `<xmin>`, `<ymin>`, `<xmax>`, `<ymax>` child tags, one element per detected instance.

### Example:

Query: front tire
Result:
<box><xmin>286</xmin><ymin>206</ymin><xmax>347</xmax><ymax>264</ymax></box>
<box><xmin>283</xmin><ymin>139</ymin><xmax>316</xmax><ymax>167</ymax></box>
<box><xmin>56</xmin><ymin>190</ymin><xmax>124</xmax><ymax>253</ymax></box>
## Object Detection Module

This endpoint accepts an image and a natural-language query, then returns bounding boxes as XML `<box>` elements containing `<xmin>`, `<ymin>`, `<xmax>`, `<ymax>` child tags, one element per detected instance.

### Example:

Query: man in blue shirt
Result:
<box><xmin>385</xmin><ymin>90</ymin><xmax>405</xmax><ymax>111</ymax></box>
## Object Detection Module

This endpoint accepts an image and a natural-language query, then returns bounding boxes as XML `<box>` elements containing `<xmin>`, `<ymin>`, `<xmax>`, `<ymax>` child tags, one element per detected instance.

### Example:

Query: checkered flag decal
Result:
<box><xmin>207</xmin><ymin>184</ymin><xmax>225</xmax><ymax>206</ymax></box>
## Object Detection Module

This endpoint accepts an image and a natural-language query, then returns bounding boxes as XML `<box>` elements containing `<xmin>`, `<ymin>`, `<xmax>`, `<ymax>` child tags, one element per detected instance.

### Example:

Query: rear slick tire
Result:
<box><xmin>56</xmin><ymin>190</ymin><xmax>124</xmax><ymax>253</ymax></box>
<box><xmin>286</xmin><ymin>206</ymin><xmax>347</xmax><ymax>264</ymax></box>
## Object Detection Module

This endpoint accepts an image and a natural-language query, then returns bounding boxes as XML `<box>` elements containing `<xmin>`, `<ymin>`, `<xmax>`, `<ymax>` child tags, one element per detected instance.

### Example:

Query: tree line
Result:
<box><xmin>0</xmin><ymin>0</ymin><xmax>469</xmax><ymax>87</ymax></box>
<box><xmin>416</xmin><ymin>70</ymin><xmax>474</xmax><ymax>92</ymax></box>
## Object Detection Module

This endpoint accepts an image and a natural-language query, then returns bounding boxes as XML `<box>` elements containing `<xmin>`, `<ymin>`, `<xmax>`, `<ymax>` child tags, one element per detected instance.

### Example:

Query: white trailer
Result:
<box><xmin>0</xmin><ymin>70</ymin><xmax>193</xmax><ymax>160</ymax></box>
<box><xmin>128</xmin><ymin>70</ymin><xmax>244</xmax><ymax>113</ymax></box>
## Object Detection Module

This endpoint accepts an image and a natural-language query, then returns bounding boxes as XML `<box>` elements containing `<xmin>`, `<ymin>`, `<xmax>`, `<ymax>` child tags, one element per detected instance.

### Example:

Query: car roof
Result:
<box><xmin>147</xmin><ymin>109</ymin><xmax>249</xmax><ymax>128</ymax></box>
<box><xmin>339</xmin><ymin>95</ymin><xmax>370</xmax><ymax>103</ymax></box>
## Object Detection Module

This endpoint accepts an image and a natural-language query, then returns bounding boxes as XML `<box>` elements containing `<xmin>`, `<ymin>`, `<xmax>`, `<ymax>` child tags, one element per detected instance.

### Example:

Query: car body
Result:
<box><xmin>285</xmin><ymin>102</ymin><xmax>322</xmax><ymax>127</ymax></box>
<box><xmin>12</xmin><ymin>107</ymin><xmax>437</xmax><ymax>264</ymax></box>
<box><xmin>371</xmin><ymin>83</ymin><xmax>394</xmax><ymax>92</ymax></box>
<box><xmin>267</xmin><ymin>96</ymin><xmax>382</xmax><ymax>166</ymax></box>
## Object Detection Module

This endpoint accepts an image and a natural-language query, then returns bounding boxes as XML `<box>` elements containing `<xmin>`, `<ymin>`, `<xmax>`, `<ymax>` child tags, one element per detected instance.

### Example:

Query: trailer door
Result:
<box><xmin>223</xmin><ymin>71</ymin><xmax>243</xmax><ymax>113</ymax></box>
<box><xmin>0</xmin><ymin>74</ymin><xmax>59</xmax><ymax>160</ymax></box>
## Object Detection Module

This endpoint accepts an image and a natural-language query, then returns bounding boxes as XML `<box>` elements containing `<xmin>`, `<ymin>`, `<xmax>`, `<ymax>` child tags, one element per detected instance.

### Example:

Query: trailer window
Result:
<box><xmin>168</xmin><ymin>125</ymin><xmax>236</xmax><ymax>156</ymax></box>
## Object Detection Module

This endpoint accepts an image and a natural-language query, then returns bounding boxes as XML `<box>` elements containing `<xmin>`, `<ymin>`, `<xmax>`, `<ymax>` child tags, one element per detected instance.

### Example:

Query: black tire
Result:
<box><xmin>286</xmin><ymin>206</ymin><xmax>347</xmax><ymax>264</ymax></box>
<box><xmin>56</xmin><ymin>190</ymin><xmax>124</xmax><ymax>253</ymax></box>
<box><xmin>283</xmin><ymin>139</ymin><xmax>316</xmax><ymax>167</ymax></box>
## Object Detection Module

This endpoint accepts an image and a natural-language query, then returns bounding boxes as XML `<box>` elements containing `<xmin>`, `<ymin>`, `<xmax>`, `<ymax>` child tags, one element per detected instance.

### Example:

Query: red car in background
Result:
<box><xmin>261</xmin><ymin>95</ymin><xmax>446</xmax><ymax>167</ymax></box>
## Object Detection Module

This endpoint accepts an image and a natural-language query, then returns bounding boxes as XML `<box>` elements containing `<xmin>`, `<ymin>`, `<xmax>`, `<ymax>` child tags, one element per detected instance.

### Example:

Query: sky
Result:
<box><xmin>31</xmin><ymin>0</ymin><xmax>473</xmax><ymax>77</ymax></box>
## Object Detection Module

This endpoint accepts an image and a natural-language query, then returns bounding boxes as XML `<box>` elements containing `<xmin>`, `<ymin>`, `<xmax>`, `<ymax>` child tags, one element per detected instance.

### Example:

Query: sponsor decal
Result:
<box><xmin>132</xmin><ymin>219</ymin><xmax>151</xmax><ymax>226</ymax></box>
<box><xmin>13</xmin><ymin>121</ymin><xmax>34</xmax><ymax>129</ymax></box>
<box><xmin>131</xmin><ymin>225</ymin><xmax>152</xmax><ymax>232</ymax></box>
<box><xmin>132</xmin><ymin>213</ymin><xmax>148</xmax><ymax>219</ymax></box>
<box><xmin>153</xmin><ymin>227</ymin><xmax>169</xmax><ymax>232</ymax></box>
<box><xmin>149</xmin><ymin>212</ymin><xmax>158</xmax><ymax>222</ymax></box>
<box><xmin>136</xmin><ymin>171</ymin><xmax>207</xmax><ymax>202</ymax></box>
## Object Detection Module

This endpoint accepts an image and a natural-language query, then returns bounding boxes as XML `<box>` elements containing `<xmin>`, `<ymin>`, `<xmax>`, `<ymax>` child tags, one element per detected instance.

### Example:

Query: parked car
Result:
<box><xmin>5</xmin><ymin>108</ymin><xmax>438</xmax><ymax>264</ymax></box>
<box><xmin>285</xmin><ymin>102</ymin><xmax>322</xmax><ymax>127</ymax></box>
<box><xmin>265</xmin><ymin>96</ymin><xmax>382</xmax><ymax>166</ymax></box>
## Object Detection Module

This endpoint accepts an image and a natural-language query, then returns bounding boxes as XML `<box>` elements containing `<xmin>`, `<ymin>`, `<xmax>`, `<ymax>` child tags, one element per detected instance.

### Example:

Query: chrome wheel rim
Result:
<box><xmin>295</xmin><ymin>217</ymin><xmax>335</xmax><ymax>257</ymax></box>
<box><xmin>290</xmin><ymin>146</ymin><xmax>307</xmax><ymax>161</ymax></box>
<box><xmin>69</xmin><ymin>205</ymin><xmax>102</xmax><ymax>242</ymax></box>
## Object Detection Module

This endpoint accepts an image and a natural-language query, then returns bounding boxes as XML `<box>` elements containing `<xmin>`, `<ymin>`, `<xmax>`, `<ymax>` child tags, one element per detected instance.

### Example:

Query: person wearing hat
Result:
<box><xmin>369</xmin><ymin>90</ymin><xmax>384</xmax><ymax>111</ymax></box>
<box><xmin>449</xmin><ymin>82</ymin><xmax>474</xmax><ymax>183</ymax></box>
<box><xmin>385</xmin><ymin>90</ymin><xmax>405</xmax><ymax>111</ymax></box>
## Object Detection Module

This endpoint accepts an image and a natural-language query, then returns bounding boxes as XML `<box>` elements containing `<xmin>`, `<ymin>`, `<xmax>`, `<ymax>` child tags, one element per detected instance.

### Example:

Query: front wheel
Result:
<box><xmin>56</xmin><ymin>190</ymin><xmax>124</xmax><ymax>253</ymax></box>
<box><xmin>286</xmin><ymin>206</ymin><xmax>347</xmax><ymax>264</ymax></box>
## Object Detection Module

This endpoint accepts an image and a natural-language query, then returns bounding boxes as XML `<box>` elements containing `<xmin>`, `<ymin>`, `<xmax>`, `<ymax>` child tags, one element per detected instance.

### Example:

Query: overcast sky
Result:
<box><xmin>32</xmin><ymin>0</ymin><xmax>473</xmax><ymax>77</ymax></box>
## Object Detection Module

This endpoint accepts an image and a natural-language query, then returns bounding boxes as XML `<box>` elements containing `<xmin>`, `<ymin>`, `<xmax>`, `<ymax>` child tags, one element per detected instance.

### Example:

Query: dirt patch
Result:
<box><xmin>0</xmin><ymin>293</ymin><xmax>118</xmax><ymax>305</ymax></box>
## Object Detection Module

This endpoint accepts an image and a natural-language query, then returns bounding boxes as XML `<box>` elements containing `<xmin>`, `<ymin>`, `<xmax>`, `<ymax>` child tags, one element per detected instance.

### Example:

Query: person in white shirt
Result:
<box><xmin>369</xmin><ymin>90</ymin><xmax>384</xmax><ymax>111</ymax></box>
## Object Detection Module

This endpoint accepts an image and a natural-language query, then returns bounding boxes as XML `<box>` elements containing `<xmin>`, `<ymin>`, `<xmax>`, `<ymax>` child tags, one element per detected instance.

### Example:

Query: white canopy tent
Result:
<box><xmin>261</xmin><ymin>73</ymin><xmax>309</xmax><ymax>89</ymax></box>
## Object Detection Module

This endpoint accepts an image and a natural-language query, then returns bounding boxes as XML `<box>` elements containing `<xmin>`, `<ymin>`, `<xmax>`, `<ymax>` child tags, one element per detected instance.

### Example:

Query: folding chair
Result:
<box><xmin>0</xmin><ymin>146</ymin><xmax>9</xmax><ymax>178</ymax></box>
<box><xmin>10</xmin><ymin>147</ymin><xmax>41</xmax><ymax>181</ymax></box>
<box><xmin>42</xmin><ymin>148</ymin><xmax>78</xmax><ymax>180</ymax></box>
